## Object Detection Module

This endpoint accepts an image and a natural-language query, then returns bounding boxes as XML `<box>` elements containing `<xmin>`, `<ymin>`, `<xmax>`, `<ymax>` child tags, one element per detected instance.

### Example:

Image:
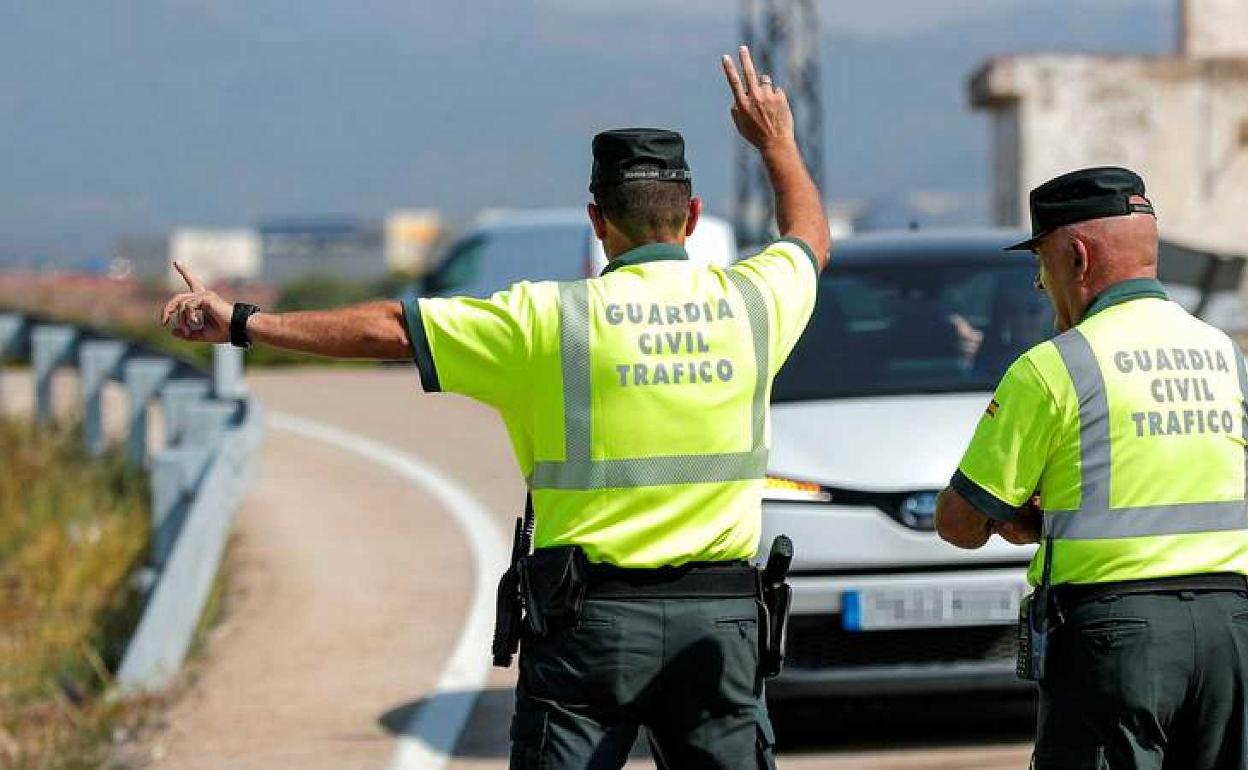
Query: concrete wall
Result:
<box><xmin>970</xmin><ymin>0</ymin><xmax>1248</xmax><ymax>260</ymax></box>
<box><xmin>1182</xmin><ymin>0</ymin><xmax>1248</xmax><ymax>58</ymax></box>
<box><xmin>970</xmin><ymin>55</ymin><xmax>1248</xmax><ymax>259</ymax></box>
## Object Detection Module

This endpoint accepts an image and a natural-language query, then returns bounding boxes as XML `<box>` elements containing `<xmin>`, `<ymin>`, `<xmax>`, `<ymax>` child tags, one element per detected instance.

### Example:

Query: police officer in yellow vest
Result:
<box><xmin>160</xmin><ymin>46</ymin><xmax>830</xmax><ymax>769</ymax></box>
<box><xmin>935</xmin><ymin>167</ymin><xmax>1248</xmax><ymax>770</ymax></box>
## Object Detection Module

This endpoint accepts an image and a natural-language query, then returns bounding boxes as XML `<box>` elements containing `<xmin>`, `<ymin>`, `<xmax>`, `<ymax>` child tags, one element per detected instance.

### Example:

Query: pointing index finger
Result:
<box><xmin>173</xmin><ymin>260</ymin><xmax>205</xmax><ymax>293</ymax></box>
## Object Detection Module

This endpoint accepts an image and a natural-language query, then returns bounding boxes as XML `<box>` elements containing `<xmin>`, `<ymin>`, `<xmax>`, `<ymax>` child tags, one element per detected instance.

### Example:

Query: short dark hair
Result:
<box><xmin>593</xmin><ymin>167</ymin><xmax>692</xmax><ymax>242</ymax></box>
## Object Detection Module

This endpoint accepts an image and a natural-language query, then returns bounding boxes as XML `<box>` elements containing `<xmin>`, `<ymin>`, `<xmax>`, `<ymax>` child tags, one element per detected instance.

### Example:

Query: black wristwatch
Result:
<box><xmin>230</xmin><ymin>303</ymin><xmax>261</xmax><ymax>349</ymax></box>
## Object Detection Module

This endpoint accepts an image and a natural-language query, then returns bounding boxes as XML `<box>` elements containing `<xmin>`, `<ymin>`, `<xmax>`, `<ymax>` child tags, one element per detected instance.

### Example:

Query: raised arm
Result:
<box><xmin>160</xmin><ymin>261</ymin><xmax>413</xmax><ymax>360</ymax></box>
<box><xmin>721</xmin><ymin>46</ymin><xmax>830</xmax><ymax>269</ymax></box>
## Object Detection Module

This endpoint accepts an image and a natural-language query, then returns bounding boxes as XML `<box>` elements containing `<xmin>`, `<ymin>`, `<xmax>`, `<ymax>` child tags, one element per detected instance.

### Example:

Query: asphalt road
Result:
<box><xmin>140</xmin><ymin>367</ymin><xmax>1037</xmax><ymax>769</ymax></box>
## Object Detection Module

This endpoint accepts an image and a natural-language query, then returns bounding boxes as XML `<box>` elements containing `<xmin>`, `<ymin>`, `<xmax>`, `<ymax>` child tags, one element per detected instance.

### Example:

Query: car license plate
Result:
<box><xmin>841</xmin><ymin>583</ymin><xmax>1026</xmax><ymax>631</ymax></box>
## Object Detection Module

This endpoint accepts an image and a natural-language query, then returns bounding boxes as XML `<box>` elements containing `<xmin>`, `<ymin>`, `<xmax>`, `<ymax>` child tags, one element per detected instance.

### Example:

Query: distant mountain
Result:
<box><xmin>0</xmin><ymin>0</ymin><xmax>1172</xmax><ymax>262</ymax></box>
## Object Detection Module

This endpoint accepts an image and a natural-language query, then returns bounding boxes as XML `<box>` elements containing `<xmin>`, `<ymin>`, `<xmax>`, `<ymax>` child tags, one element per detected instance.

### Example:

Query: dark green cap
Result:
<box><xmin>1006</xmin><ymin>166</ymin><xmax>1155</xmax><ymax>251</ymax></box>
<box><xmin>590</xmin><ymin>128</ymin><xmax>692</xmax><ymax>193</ymax></box>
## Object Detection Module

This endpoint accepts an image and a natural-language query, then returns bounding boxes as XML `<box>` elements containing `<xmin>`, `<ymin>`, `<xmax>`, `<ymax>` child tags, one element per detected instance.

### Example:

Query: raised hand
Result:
<box><xmin>720</xmin><ymin>45</ymin><xmax>796</xmax><ymax>152</ymax></box>
<box><xmin>159</xmin><ymin>261</ymin><xmax>234</xmax><ymax>344</ymax></box>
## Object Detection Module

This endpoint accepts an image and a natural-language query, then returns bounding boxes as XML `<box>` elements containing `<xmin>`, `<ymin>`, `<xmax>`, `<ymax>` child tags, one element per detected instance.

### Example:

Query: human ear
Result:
<box><xmin>1070</xmin><ymin>237</ymin><xmax>1090</xmax><ymax>282</ymax></box>
<box><xmin>685</xmin><ymin>197</ymin><xmax>703</xmax><ymax>237</ymax></box>
<box><xmin>587</xmin><ymin>202</ymin><xmax>608</xmax><ymax>241</ymax></box>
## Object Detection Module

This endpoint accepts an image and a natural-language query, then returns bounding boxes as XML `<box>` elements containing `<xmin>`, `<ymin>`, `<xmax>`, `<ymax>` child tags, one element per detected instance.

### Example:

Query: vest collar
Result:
<box><xmin>600</xmin><ymin>242</ymin><xmax>689</xmax><ymax>276</ymax></box>
<box><xmin>1082</xmin><ymin>278</ymin><xmax>1169</xmax><ymax>321</ymax></box>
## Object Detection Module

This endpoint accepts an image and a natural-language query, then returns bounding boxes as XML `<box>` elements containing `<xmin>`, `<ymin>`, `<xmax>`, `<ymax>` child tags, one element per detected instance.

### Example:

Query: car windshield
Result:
<box><xmin>426</xmin><ymin>223</ymin><xmax>590</xmax><ymax>298</ymax></box>
<box><xmin>773</xmin><ymin>259</ymin><xmax>1055</xmax><ymax>401</ymax></box>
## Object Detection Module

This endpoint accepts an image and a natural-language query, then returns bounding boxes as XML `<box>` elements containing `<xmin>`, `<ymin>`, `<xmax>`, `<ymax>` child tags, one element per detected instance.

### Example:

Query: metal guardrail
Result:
<box><xmin>0</xmin><ymin>312</ymin><xmax>265</xmax><ymax>692</ymax></box>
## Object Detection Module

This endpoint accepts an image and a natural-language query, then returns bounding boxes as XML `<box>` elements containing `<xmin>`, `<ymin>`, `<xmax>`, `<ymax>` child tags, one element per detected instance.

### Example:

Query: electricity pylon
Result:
<box><xmin>734</xmin><ymin>0</ymin><xmax>825</xmax><ymax>247</ymax></box>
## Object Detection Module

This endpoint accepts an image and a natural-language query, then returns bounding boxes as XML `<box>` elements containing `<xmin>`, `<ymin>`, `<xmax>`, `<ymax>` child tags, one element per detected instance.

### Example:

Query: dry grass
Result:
<box><xmin>0</xmin><ymin>417</ymin><xmax>152</xmax><ymax>769</ymax></box>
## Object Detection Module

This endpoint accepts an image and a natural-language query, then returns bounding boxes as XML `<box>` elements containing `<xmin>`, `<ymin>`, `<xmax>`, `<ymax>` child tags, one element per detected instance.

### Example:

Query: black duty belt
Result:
<box><xmin>1053</xmin><ymin>572</ymin><xmax>1248</xmax><ymax>607</ymax></box>
<box><xmin>584</xmin><ymin>559</ymin><xmax>758</xmax><ymax>599</ymax></box>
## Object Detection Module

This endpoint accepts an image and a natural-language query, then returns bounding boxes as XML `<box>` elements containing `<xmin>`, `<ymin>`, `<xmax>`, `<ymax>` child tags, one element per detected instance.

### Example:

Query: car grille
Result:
<box><xmin>785</xmin><ymin>614</ymin><xmax>1016</xmax><ymax>669</ymax></box>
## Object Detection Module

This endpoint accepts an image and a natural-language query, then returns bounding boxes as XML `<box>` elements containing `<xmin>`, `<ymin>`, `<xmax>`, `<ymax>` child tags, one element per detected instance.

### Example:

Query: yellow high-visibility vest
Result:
<box><xmin>955</xmin><ymin>278</ymin><xmax>1248</xmax><ymax>585</ymax></box>
<box><xmin>404</xmin><ymin>239</ymin><xmax>819</xmax><ymax>567</ymax></box>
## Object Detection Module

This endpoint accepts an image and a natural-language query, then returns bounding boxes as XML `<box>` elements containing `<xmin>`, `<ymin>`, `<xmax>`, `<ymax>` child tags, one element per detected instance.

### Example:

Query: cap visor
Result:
<box><xmin>1004</xmin><ymin>235</ymin><xmax>1041</xmax><ymax>251</ymax></box>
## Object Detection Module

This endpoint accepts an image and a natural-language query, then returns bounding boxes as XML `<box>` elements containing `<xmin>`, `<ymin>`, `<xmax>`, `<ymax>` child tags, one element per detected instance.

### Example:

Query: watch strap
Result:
<box><xmin>230</xmin><ymin>303</ymin><xmax>261</xmax><ymax>349</ymax></box>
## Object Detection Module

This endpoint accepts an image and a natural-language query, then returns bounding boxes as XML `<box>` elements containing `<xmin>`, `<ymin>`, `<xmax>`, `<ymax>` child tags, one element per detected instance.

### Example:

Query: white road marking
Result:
<box><xmin>268</xmin><ymin>412</ymin><xmax>511</xmax><ymax>770</ymax></box>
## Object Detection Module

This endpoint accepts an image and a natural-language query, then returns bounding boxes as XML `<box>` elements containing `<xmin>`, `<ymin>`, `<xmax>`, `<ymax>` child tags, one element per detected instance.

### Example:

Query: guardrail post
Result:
<box><xmin>185</xmin><ymin>400</ymin><xmax>240</xmax><ymax>449</ymax></box>
<box><xmin>32</xmin><ymin>325</ymin><xmax>79</xmax><ymax>425</ymax></box>
<box><xmin>213</xmin><ymin>344</ymin><xmax>246</xmax><ymax>400</ymax></box>
<box><xmin>0</xmin><ymin>313</ymin><xmax>27</xmax><ymax>415</ymax></box>
<box><xmin>148</xmin><ymin>396</ymin><xmax>233</xmax><ymax>571</ymax></box>
<box><xmin>0</xmin><ymin>313</ymin><xmax>25</xmax><ymax>360</ymax></box>
<box><xmin>149</xmin><ymin>452</ymin><xmax>185</xmax><ymax>571</ymax></box>
<box><xmin>160</xmin><ymin>379</ymin><xmax>211</xmax><ymax>447</ymax></box>
<box><xmin>78</xmin><ymin>340</ymin><xmax>128</xmax><ymax>456</ymax></box>
<box><xmin>124</xmin><ymin>358</ymin><xmax>174</xmax><ymax>467</ymax></box>
<box><xmin>149</xmin><ymin>449</ymin><xmax>208</xmax><ymax>570</ymax></box>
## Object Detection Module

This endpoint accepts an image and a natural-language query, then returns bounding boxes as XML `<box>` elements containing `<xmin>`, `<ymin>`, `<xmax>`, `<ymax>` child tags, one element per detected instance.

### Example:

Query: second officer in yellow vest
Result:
<box><xmin>935</xmin><ymin>167</ymin><xmax>1248</xmax><ymax>770</ymax></box>
<box><xmin>406</xmin><ymin>49</ymin><xmax>829</xmax><ymax>768</ymax></box>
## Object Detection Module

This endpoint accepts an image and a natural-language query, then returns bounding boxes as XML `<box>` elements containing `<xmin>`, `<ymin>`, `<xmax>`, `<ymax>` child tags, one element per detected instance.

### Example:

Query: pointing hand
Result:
<box><xmin>159</xmin><ymin>261</ymin><xmax>234</xmax><ymax>344</ymax></box>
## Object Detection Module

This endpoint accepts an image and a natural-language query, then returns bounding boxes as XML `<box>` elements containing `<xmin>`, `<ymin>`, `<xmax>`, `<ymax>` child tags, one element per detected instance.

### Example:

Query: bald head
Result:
<box><xmin>1033</xmin><ymin>195</ymin><xmax>1159</xmax><ymax>331</ymax></box>
<box><xmin>1061</xmin><ymin>194</ymin><xmax>1159</xmax><ymax>290</ymax></box>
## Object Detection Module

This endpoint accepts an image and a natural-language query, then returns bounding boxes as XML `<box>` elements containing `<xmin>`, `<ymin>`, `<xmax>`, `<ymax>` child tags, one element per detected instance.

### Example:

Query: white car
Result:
<box><xmin>760</xmin><ymin>229</ymin><xmax>1051</xmax><ymax>699</ymax></box>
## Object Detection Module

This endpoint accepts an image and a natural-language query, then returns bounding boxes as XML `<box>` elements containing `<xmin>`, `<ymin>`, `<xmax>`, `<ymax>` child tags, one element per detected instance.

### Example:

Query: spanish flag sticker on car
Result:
<box><xmin>985</xmin><ymin>399</ymin><xmax>1000</xmax><ymax>418</ymax></box>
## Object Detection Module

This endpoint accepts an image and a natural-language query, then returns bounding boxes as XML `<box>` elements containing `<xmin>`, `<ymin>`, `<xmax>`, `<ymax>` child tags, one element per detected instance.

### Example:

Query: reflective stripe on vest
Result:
<box><xmin>528</xmin><ymin>274</ymin><xmax>771</xmax><ymax>490</ymax></box>
<box><xmin>1043</xmin><ymin>328</ymin><xmax>1248</xmax><ymax>540</ymax></box>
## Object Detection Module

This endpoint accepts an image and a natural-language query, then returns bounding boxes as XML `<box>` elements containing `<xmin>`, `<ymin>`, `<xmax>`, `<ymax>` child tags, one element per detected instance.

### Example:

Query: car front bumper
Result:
<box><xmin>770</xmin><ymin>567</ymin><xmax>1034</xmax><ymax>699</ymax></box>
<box><xmin>770</xmin><ymin>661</ymin><xmax>1032</xmax><ymax>699</ymax></box>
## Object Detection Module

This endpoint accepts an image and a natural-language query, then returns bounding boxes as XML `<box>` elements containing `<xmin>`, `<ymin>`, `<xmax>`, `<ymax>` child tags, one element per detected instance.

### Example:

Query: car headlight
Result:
<box><xmin>764</xmin><ymin>475</ymin><xmax>941</xmax><ymax>532</ymax></box>
<box><xmin>895</xmin><ymin>491</ymin><xmax>939</xmax><ymax>530</ymax></box>
<box><xmin>764</xmin><ymin>475</ymin><xmax>832</xmax><ymax>503</ymax></box>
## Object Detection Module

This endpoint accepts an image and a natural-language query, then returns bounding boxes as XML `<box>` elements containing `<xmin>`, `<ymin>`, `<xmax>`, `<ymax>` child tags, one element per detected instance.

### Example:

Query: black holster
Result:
<box><xmin>519</xmin><ymin>546</ymin><xmax>589</xmax><ymax>636</ymax></box>
<box><xmin>492</xmin><ymin>517</ymin><xmax>527</xmax><ymax>668</ymax></box>
<box><xmin>1016</xmin><ymin>588</ymin><xmax>1051</xmax><ymax>682</ymax></box>
<box><xmin>493</xmin><ymin>495</ymin><xmax>538</xmax><ymax>668</ymax></box>
<box><xmin>1017</xmin><ymin>534</ymin><xmax>1058</xmax><ymax>682</ymax></box>
<box><xmin>758</xmin><ymin>535</ymin><xmax>794</xmax><ymax>679</ymax></box>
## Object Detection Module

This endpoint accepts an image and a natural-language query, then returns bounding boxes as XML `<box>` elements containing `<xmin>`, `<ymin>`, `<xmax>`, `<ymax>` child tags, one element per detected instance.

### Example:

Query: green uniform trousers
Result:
<box><xmin>509</xmin><ymin>595</ymin><xmax>776</xmax><ymax>770</ymax></box>
<box><xmin>1033</xmin><ymin>588</ymin><xmax>1248</xmax><ymax>769</ymax></box>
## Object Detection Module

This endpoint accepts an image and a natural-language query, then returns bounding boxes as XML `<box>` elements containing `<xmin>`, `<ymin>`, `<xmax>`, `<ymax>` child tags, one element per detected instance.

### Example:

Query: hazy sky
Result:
<box><xmin>1</xmin><ymin>0</ymin><xmax>1173</xmax><ymax>262</ymax></box>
